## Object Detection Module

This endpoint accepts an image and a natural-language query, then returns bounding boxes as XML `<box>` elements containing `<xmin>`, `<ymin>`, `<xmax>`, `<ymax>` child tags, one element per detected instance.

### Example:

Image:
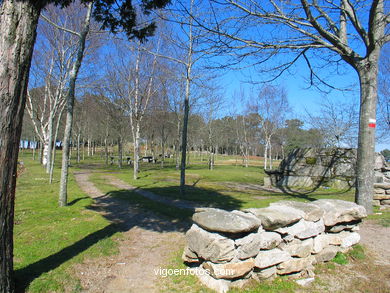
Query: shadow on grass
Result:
<box><xmin>67</xmin><ymin>196</ymin><xmax>89</xmax><ymax>206</ymax></box>
<box><xmin>15</xmin><ymin>224</ymin><xmax>118</xmax><ymax>292</ymax></box>
<box><xmin>15</xmin><ymin>183</ymin><xmax>244</xmax><ymax>291</ymax></box>
<box><xmin>137</xmin><ymin>185</ymin><xmax>245</xmax><ymax>211</ymax></box>
<box><xmin>275</xmin><ymin>185</ymin><xmax>353</xmax><ymax>202</ymax></box>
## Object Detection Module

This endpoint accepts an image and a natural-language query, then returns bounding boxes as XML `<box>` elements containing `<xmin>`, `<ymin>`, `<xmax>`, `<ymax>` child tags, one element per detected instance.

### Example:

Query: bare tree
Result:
<box><xmin>58</xmin><ymin>1</ymin><xmax>93</xmax><ymax>206</ymax></box>
<box><xmin>107</xmin><ymin>39</ymin><xmax>160</xmax><ymax>179</ymax></box>
<box><xmin>378</xmin><ymin>45</ymin><xmax>390</xmax><ymax>137</ymax></box>
<box><xmin>250</xmin><ymin>85</ymin><xmax>289</xmax><ymax>170</ymax></box>
<box><xmin>306</xmin><ymin>97</ymin><xmax>359</xmax><ymax>148</ymax></box>
<box><xmin>0</xmin><ymin>0</ymin><xmax>171</xmax><ymax>290</ymax></box>
<box><xmin>196</xmin><ymin>0</ymin><xmax>389</xmax><ymax>212</ymax></box>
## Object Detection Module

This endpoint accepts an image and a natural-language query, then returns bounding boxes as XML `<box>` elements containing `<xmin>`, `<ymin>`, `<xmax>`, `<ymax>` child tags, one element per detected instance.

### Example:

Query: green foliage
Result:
<box><xmin>93</xmin><ymin>0</ymin><xmax>170</xmax><ymax>40</ymax></box>
<box><xmin>305</xmin><ymin>157</ymin><xmax>317</xmax><ymax>165</ymax></box>
<box><xmin>348</xmin><ymin>244</ymin><xmax>365</xmax><ymax>260</ymax></box>
<box><xmin>332</xmin><ymin>252</ymin><xmax>348</xmax><ymax>265</ymax></box>
<box><xmin>368</xmin><ymin>206</ymin><xmax>390</xmax><ymax>227</ymax></box>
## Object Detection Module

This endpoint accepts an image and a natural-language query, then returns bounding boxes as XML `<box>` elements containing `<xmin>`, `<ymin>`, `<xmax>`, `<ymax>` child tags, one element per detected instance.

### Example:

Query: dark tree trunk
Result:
<box><xmin>104</xmin><ymin>137</ymin><xmax>109</xmax><ymax>165</ymax></box>
<box><xmin>0</xmin><ymin>1</ymin><xmax>41</xmax><ymax>292</ymax></box>
<box><xmin>118</xmin><ymin>136</ymin><xmax>123</xmax><ymax>169</ymax></box>
<box><xmin>180</xmin><ymin>96</ymin><xmax>189</xmax><ymax>196</ymax></box>
<box><xmin>354</xmin><ymin>56</ymin><xmax>380</xmax><ymax>214</ymax></box>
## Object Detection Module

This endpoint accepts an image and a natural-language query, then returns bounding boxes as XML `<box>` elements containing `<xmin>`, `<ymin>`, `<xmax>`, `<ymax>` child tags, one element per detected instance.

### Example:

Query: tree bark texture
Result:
<box><xmin>59</xmin><ymin>2</ymin><xmax>92</xmax><ymax>207</ymax></box>
<box><xmin>0</xmin><ymin>1</ymin><xmax>41</xmax><ymax>291</ymax></box>
<box><xmin>354</xmin><ymin>59</ymin><xmax>380</xmax><ymax>214</ymax></box>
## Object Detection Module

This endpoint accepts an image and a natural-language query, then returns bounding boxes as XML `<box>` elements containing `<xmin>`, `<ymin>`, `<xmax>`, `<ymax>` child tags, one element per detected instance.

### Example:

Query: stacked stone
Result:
<box><xmin>183</xmin><ymin>199</ymin><xmax>366</xmax><ymax>293</ymax></box>
<box><xmin>373</xmin><ymin>155</ymin><xmax>390</xmax><ymax>208</ymax></box>
<box><xmin>373</xmin><ymin>183</ymin><xmax>390</xmax><ymax>207</ymax></box>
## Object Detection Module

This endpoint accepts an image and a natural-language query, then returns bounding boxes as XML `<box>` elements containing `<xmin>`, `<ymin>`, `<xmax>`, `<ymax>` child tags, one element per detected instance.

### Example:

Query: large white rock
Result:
<box><xmin>275</xmin><ymin>218</ymin><xmax>325</xmax><ymax>239</ymax></box>
<box><xmin>254</xmin><ymin>248</ymin><xmax>291</xmax><ymax>269</ymax></box>
<box><xmin>245</xmin><ymin>206</ymin><xmax>304</xmax><ymax>230</ymax></box>
<box><xmin>270</xmin><ymin>201</ymin><xmax>324</xmax><ymax>222</ymax></box>
<box><xmin>295</xmin><ymin>277</ymin><xmax>315</xmax><ymax>287</ymax></box>
<box><xmin>202</xmin><ymin>259</ymin><xmax>255</xmax><ymax>279</ymax></box>
<box><xmin>312</xmin><ymin>234</ymin><xmax>331</xmax><ymax>253</ymax></box>
<box><xmin>313</xmin><ymin>246</ymin><xmax>338</xmax><ymax>263</ymax></box>
<box><xmin>192</xmin><ymin>208</ymin><xmax>261</xmax><ymax>233</ymax></box>
<box><xmin>235</xmin><ymin>231</ymin><xmax>282</xmax><ymax>260</ymax></box>
<box><xmin>189</xmin><ymin>267</ymin><xmax>230</xmax><ymax>293</ymax></box>
<box><xmin>255</xmin><ymin>266</ymin><xmax>277</xmax><ymax>280</ymax></box>
<box><xmin>276</xmin><ymin>256</ymin><xmax>315</xmax><ymax>275</ymax></box>
<box><xmin>312</xmin><ymin>199</ymin><xmax>367</xmax><ymax>226</ymax></box>
<box><xmin>186</xmin><ymin>224</ymin><xmax>235</xmax><ymax>263</ymax></box>
<box><xmin>280</xmin><ymin>238</ymin><xmax>314</xmax><ymax>258</ymax></box>
<box><xmin>338</xmin><ymin>231</ymin><xmax>361</xmax><ymax>248</ymax></box>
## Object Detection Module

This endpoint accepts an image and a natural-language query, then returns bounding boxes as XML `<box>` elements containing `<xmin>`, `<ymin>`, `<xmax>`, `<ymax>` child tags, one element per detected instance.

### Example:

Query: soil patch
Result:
<box><xmin>74</xmin><ymin>171</ymin><xmax>187</xmax><ymax>292</ymax></box>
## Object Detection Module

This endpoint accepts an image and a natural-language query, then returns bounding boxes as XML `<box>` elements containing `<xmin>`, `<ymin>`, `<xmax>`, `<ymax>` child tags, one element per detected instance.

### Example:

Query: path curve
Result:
<box><xmin>73</xmin><ymin>171</ymin><xmax>187</xmax><ymax>293</ymax></box>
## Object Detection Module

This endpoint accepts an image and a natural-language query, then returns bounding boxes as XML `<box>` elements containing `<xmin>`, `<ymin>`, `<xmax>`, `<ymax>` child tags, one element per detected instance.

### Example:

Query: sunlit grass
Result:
<box><xmin>15</xmin><ymin>154</ymin><xmax>120</xmax><ymax>292</ymax></box>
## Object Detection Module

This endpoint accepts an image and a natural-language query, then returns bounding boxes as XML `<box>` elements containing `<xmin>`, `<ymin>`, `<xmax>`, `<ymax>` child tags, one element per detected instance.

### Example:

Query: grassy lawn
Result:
<box><xmin>15</xmin><ymin>154</ymin><xmax>121</xmax><ymax>292</ymax></box>
<box><xmin>87</xmin><ymin>160</ymin><xmax>355</xmax><ymax>211</ymax></box>
<box><xmin>14</xmin><ymin>150</ymin><xmax>389</xmax><ymax>293</ymax></box>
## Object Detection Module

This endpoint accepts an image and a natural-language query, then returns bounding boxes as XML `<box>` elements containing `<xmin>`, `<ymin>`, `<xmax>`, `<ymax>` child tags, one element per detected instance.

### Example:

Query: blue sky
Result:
<box><xmin>220</xmin><ymin>56</ymin><xmax>389</xmax><ymax>151</ymax></box>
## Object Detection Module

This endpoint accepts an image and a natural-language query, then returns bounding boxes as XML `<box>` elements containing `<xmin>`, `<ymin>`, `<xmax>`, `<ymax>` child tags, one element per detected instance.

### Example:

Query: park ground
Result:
<box><xmin>14</xmin><ymin>151</ymin><xmax>390</xmax><ymax>292</ymax></box>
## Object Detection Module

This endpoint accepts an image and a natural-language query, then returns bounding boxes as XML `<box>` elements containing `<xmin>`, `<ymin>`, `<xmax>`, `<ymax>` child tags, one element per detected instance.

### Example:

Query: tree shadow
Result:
<box><xmin>67</xmin><ymin>196</ymin><xmax>89</xmax><ymax>206</ymax></box>
<box><xmin>15</xmin><ymin>224</ymin><xmax>119</xmax><ymax>292</ymax></box>
<box><xmin>267</xmin><ymin>148</ymin><xmax>355</xmax><ymax>200</ymax></box>
<box><xmin>15</xmin><ymin>183</ymin><xmax>243</xmax><ymax>291</ymax></box>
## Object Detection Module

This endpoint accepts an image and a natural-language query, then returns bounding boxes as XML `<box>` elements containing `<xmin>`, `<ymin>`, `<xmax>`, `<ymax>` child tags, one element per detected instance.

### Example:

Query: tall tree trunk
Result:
<box><xmin>45</xmin><ymin>115</ymin><xmax>54</xmax><ymax>173</ymax></box>
<box><xmin>104</xmin><ymin>136</ymin><xmax>109</xmax><ymax>165</ymax></box>
<box><xmin>354</xmin><ymin>58</ymin><xmax>380</xmax><ymax>214</ymax></box>
<box><xmin>77</xmin><ymin>133</ymin><xmax>80</xmax><ymax>163</ymax></box>
<box><xmin>180</xmin><ymin>91</ymin><xmax>189</xmax><ymax>195</ymax></box>
<box><xmin>39</xmin><ymin>141</ymin><xmax>43</xmax><ymax>164</ymax></box>
<box><xmin>161</xmin><ymin>139</ymin><xmax>165</xmax><ymax>168</ymax></box>
<box><xmin>32</xmin><ymin>137</ymin><xmax>36</xmax><ymax>161</ymax></box>
<box><xmin>49</xmin><ymin>109</ymin><xmax>64</xmax><ymax>184</ymax></box>
<box><xmin>87</xmin><ymin>137</ymin><xmax>91</xmax><ymax>157</ymax></box>
<box><xmin>82</xmin><ymin>138</ymin><xmax>85</xmax><ymax>160</ymax></box>
<box><xmin>118</xmin><ymin>136</ymin><xmax>122</xmax><ymax>169</ymax></box>
<box><xmin>264</xmin><ymin>143</ymin><xmax>268</xmax><ymax>170</ymax></box>
<box><xmin>269</xmin><ymin>140</ymin><xmax>273</xmax><ymax>169</ymax></box>
<box><xmin>42</xmin><ymin>138</ymin><xmax>50</xmax><ymax>167</ymax></box>
<box><xmin>59</xmin><ymin>3</ymin><xmax>92</xmax><ymax>207</ymax></box>
<box><xmin>133</xmin><ymin>123</ymin><xmax>140</xmax><ymax>180</ymax></box>
<box><xmin>0</xmin><ymin>1</ymin><xmax>41</xmax><ymax>291</ymax></box>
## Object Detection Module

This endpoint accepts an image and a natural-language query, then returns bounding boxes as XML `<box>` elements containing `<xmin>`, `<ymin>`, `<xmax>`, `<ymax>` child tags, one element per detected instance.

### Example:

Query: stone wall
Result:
<box><xmin>266</xmin><ymin>148</ymin><xmax>390</xmax><ymax>208</ymax></box>
<box><xmin>183</xmin><ymin>200</ymin><xmax>366</xmax><ymax>293</ymax></box>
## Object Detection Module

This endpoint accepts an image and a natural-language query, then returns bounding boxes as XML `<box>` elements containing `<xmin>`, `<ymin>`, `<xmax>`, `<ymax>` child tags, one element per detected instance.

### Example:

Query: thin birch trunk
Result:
<box><xmin>59</xmin><ymin>3</ymin><xmax>93</xmax><ymax>206</ymax></box>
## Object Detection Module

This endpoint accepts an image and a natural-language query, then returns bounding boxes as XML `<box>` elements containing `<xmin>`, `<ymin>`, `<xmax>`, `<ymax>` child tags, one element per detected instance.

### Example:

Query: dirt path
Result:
<box><xmin>304</xmin><ymin>219</ymin><xmax>390</xmax><ymax>293</ymax></box>
<box><xmin>74</xmin><ymin>171</ymin><xmax>390</xmax><ymax>292</ymax></box>
<box><xmin>359</xmin><ymin>220</ymin><xmax>390</xmax><ymax>266</ymax></box>
<box><xmin>73</xmin><ymin>171</ymin><xmax>188</xmax><ymax>293</ymax></box>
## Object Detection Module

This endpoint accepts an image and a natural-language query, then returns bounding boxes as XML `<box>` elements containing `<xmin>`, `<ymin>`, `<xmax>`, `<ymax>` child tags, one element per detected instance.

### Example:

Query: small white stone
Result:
<box><xmin>295</xmin><ymin>277</ymin><xmax>315</xmax><ymax>286</ymax></box>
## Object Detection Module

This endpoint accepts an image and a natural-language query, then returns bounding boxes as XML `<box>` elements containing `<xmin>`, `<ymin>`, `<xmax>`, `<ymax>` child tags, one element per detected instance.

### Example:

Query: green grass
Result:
<box><xmin>96</xmin><ymin>163</ymin><xmax>355</xmax><ymax>211</ymax></box>
<box><xmin>331</xmin><ymin>245</ymin><xmax>366</xmax><ymax>266</ymax></box>
<box><xmin>347</xmin><ymin>244</ymin><xmax>365</xmax><ymax>260</ymax></box>
<box><xmin>332</xmin><ymin>252</ymin><xmax>349</xmax><ymax>265</ymax></box>
<box><xmin>368</xmin><ymin>206</ymin><xmax>390</xmax><ymax>227</ymax></box>
<box><xmin>89</xmin><ymin>175</ymin><xmax>193</xmax><ymax>220</ymax></box>
<box><xmin>14</xmin><ymin>150</ymin><xmax>387</xmax><ymax>293</ymax></box>
<box><xmin>228</xmin><ymin>277</ymin><xmax>298</xmax><ymax>293</ymax></box>
<box><xmin>15</xmin><ymin>155</ymin><xmax>121</xmax><ymax>292</ymax></box>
